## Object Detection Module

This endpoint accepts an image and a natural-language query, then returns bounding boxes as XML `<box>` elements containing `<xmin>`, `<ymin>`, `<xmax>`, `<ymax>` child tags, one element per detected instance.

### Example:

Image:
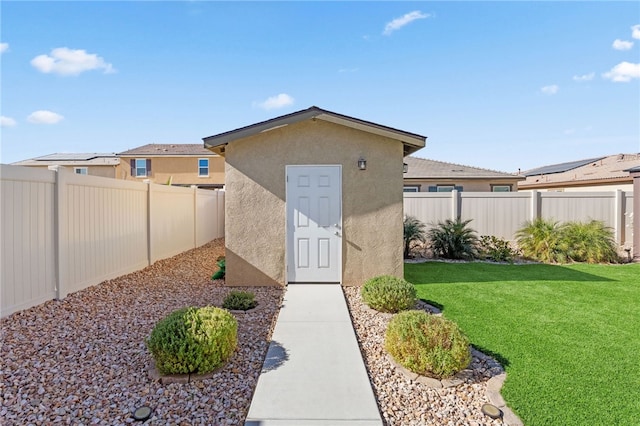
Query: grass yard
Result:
<box><xmin>405</xmin><ymin>262</ymin><xmax>640</xmax><ymax>426</ymax></box>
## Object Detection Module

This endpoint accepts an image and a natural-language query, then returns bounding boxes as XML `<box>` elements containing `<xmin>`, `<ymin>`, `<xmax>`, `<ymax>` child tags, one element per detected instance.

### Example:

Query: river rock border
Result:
<box><xmin>364</xmin><ymin>300</ymin><xmax>524</xmax><ymax>426</ymax></box>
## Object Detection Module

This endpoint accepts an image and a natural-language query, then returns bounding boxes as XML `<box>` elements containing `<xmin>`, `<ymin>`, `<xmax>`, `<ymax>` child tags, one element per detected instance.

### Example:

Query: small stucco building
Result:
<box><xmin>625</xmin><ymin>164</ymin><xmax>640</xmax><ymax>262</ymax></box>
<box><xmin>204</xmin><ymin>106</ymin><xmax>426</xmax><ymax>286</ymax></box>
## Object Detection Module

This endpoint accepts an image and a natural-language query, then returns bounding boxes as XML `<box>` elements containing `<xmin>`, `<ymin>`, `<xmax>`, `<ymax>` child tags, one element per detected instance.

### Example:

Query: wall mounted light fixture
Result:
<box><xmin>358</xmin><ymin>157</ymin><xmax>367</xmax><ymax>170</ymax></box>
<box><xmin>403</xmin><ymin>163</ymin><xmax>409</xmax><ymax>173</ymax></box>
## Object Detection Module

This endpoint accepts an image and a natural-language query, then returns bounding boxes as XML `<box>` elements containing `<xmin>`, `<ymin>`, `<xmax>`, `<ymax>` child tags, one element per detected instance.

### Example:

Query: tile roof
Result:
<box><xmin>119</xmin><ymin>144</ymin><xmax>217</xmax><ymax>156</ymax></box>
<box><xmin>403</xmin><ymin>156</ymin><xmax>522</xmax><ymax>179</ymax></box>
<box><xmin>519</xmin><ymin>154</ymin><xmax>640</xmax><ymax>188</ymax></box>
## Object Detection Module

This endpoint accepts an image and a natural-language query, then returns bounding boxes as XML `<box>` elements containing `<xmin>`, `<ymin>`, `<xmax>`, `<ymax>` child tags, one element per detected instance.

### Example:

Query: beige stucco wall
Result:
<box><xmin>117</xmin><ymin>156</ymin><xmax>224</xmax><ymax>186</ymax></box>
<box><xmin>224</xmin><ymin>119</ymin><xmax>405</xmax><ymax>287</ymax></box>
<box><xmin>520</xmin><ymin>183</ymin><xmax>633</xmax><ymax>192</ymax></box>
<box><xmin>13</xmin><ymin>164</ymin><xmax>117</xmax><ymax>178</ymax></box>
<box><xmin>404</xmin><ymin>178</ymin><xmax>520</xmax><ymax>192</ymax></box>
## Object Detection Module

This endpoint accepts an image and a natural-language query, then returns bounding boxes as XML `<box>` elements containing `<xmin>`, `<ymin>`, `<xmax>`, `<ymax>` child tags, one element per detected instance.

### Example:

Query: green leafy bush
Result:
<box><xmin>478</xmin><ymin>235</ymin><xmax>520</xmax><ymax>263</ymax></box>
<box><xmin>361</xmin><ymin>275</ymin><xmax>416</xmax><ymax>313</ymax></box>
<box><xmin>385</xmin><ymin>310</ymin><xmax>471</xmax><ymax>379</ymax></box>
<box><xmin>146</xmin><ymin>306</ymin><xmax>237</xmax><ymax>375</ymax></box>
<box><xmin>222</xmin><ymin>291</ymin><xmax>258</xmax><ymax>311</ymax></box>
<box><xmin>404</xmin><ymin>215</ymin><xmax>427</xmax><ymax>258</ymax></box>
<box><xmin>516</xmin><ymin>218</ymin><xmax>619</xmax><ymax>264</ymax></box>
<box><xmin>211</xmin><ymin>256</ymin><xmax>225</xmax><ymax>280</ymax></box>
<box><xmin>427</xmin><ymin>218</ymin><xmax>479</xmax><ymax>260</ymax></box>
<box><xmin>561</xmin><ymin>220</ymin><xmax>619</xmax><ymax>264</ymax></box>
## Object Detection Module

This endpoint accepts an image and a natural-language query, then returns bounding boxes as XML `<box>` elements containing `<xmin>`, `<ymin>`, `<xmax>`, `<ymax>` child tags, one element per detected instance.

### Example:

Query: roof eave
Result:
<box><xmin>203</xmin><ymin>106</ymin><xmax>426</xmax><ymax>156</ymax></box>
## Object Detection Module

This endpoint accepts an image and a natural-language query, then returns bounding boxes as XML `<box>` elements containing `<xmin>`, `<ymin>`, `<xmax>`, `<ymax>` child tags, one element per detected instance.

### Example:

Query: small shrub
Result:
<box><xmin>222</xmin><ymin>291</ymin><xmax>258</xmax><ymax>311</ymax></box>
<box><xmin>427</xmin><ymin>218</ymin><xmax>479</xmax><ymax>260</ymax></box>
<box><xmin>385</xmin><ymin>310</ymin><xmax>471</xmax><ymax>379</ymax></box>
<box><xmin>146</xmin><ymin>306</ymin><xmax>237</xmax><ymax>375</ymax></box>
<box><xmin>562</xmin><ymin>220</ymin><xmax>619</xmax><ymax>264</ymax></box>
<box><xmin>211</xmin><ymin>256</ymin><xmax>225</xmax><ymax>280</ymax></box>
<box><xmin>404</xmin><ymin>215</ymin><xmax>427</xmax><ymax>258</ymax></box>
<box><xmin>478</xmin><ymin>235</ymin><xmax>520</xmax><ymax>263</ymax></box>
<box><xmin>515</xmin><ymin>218</ymin><xmax>565</xmax><ymax>263</ymax></box>
<box><xmin>361</xmin><ymin>275</ymin><xmax>416</xmax><ymax>313</ymax></box>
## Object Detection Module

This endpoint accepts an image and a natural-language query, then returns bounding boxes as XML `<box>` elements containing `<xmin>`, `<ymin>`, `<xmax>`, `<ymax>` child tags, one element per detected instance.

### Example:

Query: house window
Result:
<box><xmin>491</xmin><ymin>185</ymin><xmax>512</xmax><ymax>192</ymax></box>
<box><xmin>74</xmin><ymin>167</ymin><xmax>88</xmax><ymax>175</ymax></box>
<box><xmin>130</xmin><ymin>159</ymin><xmax>151</xmax><ymax>177</ymax></box>
<box><xmin>198</xmin><ymin>158</ymin><xmax>209</xmax><ymax>177</ymax></box>
<box><xmin>403</xmin><ymin>186</ymin><xmax>420</xmax><ymax>192</ymax></box>
<box><xmin>428</xmin><ymin>185</ymin><xmax>463</xmax><ymax>192</ymax></box>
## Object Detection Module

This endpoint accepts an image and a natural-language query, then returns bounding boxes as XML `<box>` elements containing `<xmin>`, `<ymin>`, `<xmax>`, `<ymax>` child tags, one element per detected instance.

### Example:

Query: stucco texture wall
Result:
<box><xmin>224</xmin><ymin>119</ymin><xmax>404</xmax><ymax>286</ymax></box>
<box><xmin>405</xmin><ymin>179</ymin><xmax>519</xmax><ymax>192</ymax></box>
<box><xmin>117</xmin><ymin>156</ymin><xmax>224</xmax><ymax>186</ymax></box>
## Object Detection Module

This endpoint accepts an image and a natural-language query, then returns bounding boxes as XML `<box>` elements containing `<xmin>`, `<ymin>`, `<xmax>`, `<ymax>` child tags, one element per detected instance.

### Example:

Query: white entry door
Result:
<box><xmin>286</xmin><ymin>165</ymin><xmax>342</xmax><ymax>283</ymax></box>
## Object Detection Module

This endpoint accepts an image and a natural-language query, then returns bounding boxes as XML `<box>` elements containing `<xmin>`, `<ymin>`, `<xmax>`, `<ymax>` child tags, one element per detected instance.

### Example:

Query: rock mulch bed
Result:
<box><xmin>0</xmin><ymin>239</ymin><xmax>283</xmax><ymax>425</ymax></box>
<box><xmin>344</xmin><ymin>287</ymin><xmax>506</xmax><ymax>426</ymax></box>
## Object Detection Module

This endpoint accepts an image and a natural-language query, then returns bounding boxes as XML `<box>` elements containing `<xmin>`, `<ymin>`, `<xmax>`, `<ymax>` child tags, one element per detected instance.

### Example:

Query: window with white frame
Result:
<box><xmin>130</xmin><ymin>159</ymin><xmax>150</xmax><ymax>177</ymax></box>
<box><xmin>491</xmin><ymin>185</ymin><xmax>512</xmax><ymax>192</ymax></box>
<box><xmin>74</xmin><ymin>167</ymin><xmax>88</xmax><ymax>175</ymax></box>
<box><xmin>403</xmin><ymin>186</ymin><xmax>420</xmax><ymax>192</ymax></box>
<box><xmin>198</xmin><ymin>158</ymin><xmax>209</xmax><ymax>177</ymax></box>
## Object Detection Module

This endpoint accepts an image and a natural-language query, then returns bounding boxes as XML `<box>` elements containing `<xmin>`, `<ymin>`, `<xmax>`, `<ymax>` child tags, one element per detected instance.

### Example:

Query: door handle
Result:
<box><xmin>333</xmin><ymin>224</ymin><xmax>341</xmax><ymax>229</ymax></box>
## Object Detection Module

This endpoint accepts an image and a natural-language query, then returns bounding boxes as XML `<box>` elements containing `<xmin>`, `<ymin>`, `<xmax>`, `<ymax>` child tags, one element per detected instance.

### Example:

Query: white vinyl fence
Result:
<box><xmin>404</xmin><ymin>190</ymin><xmax>634</xmax><ymax>247</ymax></box>
<box><xmin>1</xmin><ymin>165</ymin><xmax>224</xmax><ymax>317</ymax></box>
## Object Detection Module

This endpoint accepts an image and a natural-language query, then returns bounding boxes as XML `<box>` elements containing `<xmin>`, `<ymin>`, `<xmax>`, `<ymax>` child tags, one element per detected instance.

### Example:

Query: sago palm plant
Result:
<box><xmin>403</xmin><ymin>216</ymin><xmax>427</xmax><ymax>258</ymax></box>
<box><xmin>427</xmin><ymin>218</ymin><xmax>478</xmax><ymax>260</ymax></box>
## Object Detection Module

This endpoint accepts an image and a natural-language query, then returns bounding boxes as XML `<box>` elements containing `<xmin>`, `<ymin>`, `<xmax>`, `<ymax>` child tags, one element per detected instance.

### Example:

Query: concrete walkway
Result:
<box><xmin>245</xmin><ymin>284</ymin><xmax>383</xmax><ymax>426</ymax></box>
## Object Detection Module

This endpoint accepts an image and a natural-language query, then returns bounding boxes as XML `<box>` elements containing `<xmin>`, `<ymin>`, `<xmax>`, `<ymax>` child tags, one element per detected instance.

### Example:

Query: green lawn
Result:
<box><xmin>405</xmin><ymin>262</ymin><xmax>640</xmax><ymax>426</ymax></box>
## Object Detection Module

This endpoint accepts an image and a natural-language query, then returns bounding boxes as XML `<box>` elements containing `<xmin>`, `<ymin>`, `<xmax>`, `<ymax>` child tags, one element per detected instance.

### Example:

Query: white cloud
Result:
<box><xmin>541</xmin><ymin>85</ymin><xmax>559</xmax><ymax>95</ymax></box>
<box><xmin>573</xmin><ymin>72</ymin><xmax>595</xmax><ymax>82</ymax></box>
<box><xmin>1</xmin><ymin>116</ymin><xmax>17</xmax><ymax>127</ymax></box>
<box><xmin>0</xmin><ymin>43</ymin><xmax>8</xmax><ymax>54</ymax></box>
<box><xmin>602</xmin><ymin>61</ymin><xmax>640</xmax><ymax>82</ymax></box>
<box><xmin>632</xmin><ymin>24</ymin><xmax>640</xmax><ymax>40</ymax></box>
<box><xmin>253</xmin><ymin>94</ymin><xmax>295</xmax><ymax>111</ymax></box>
<box><xmin>31</xmin><ymin>47</ymin><xmax>115</xmax><ymax>76</ymax></box>
<box><xmin>383</xmin><ymin>11</ymin><xmax>430</xmax><ymax>36</ymax></box>
<box><xmin>612</xmin><ymin>39</ymin><xmax>634</xmax><ymax>51</ymax></box>
<box><xmin>27</xmin><ymin>110</ymin><xmax>64</xmax><ymax>124</ymax></box>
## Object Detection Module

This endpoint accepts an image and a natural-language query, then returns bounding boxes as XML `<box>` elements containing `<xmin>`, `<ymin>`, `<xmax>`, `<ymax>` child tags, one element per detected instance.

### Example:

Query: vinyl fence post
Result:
<box><xmin>614</xmin><ymin>190</ymin><xmax>623</xmax><ymax>247</ymax></box>
<box><xmin>49</xmin><ymin>165</ymin><xmax>68</xmax><ymax>300</ymax></box>
<box><xmin>145</xmin><ymin>180</ymin><xmax>152</xmax><ymax>265</ymax></box>
<box><xmin>451</xmin><ymin>189</ymin><xmax>460</xmax><ymax>220</ymax></box>
<box><xmin>530</xmin><ymin>190</ymin><xmax>539</xmax><ymax>221</ymax></box>
<box><xmin>191</xmin><ymin>185</ymin><xmax>198</xmax><ymax>248</ymax></box>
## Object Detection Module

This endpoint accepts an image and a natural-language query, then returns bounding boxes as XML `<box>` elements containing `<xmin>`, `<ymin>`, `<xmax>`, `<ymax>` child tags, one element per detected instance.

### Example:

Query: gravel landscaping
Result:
<box><xmin>1</xmin><ymin>239</ymin><xmax>510</xmax><ymax>425</ymax></box>
<box><xmin>343</xmin><ymin>287</ymin><xmax>505</xmax><ymax>426</ymax></box>
<box><xmin>0</xmin><ymin>239</ymin><xmax>283</xmax><ymax>425</ymax></box>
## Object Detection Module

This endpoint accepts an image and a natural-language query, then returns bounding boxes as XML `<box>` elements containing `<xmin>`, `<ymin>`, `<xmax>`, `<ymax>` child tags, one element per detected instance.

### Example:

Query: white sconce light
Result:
<box><xmin>358</xmin><ymin>157</ymin><xmax>367</xmax><ymax>170</ymax></box>
<box><xmin>403</xmin><ymin>163</ymin><xmax>409</xmax><ymax>173</ymax></box>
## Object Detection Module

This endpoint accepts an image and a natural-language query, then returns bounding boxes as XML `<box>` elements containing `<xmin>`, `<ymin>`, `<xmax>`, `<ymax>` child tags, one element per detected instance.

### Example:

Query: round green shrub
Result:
<box><xmin>146</xmin><ymin>306</ymin><xmax>237</xmax><ymax>375</ymax></box>
<box><xmin>222</xmin><ymin>291</ymin><xmax>257</xmax><ymax>311</ymax></box>
<box><xmin>361</xmin><ymin>275</ymin><xmax>416</xmax><ymax>313</ymax></box>
<box><xmin>385</xmin><ymin>310</ymin><xmax>471</xmax><ymax>379</ymax></box>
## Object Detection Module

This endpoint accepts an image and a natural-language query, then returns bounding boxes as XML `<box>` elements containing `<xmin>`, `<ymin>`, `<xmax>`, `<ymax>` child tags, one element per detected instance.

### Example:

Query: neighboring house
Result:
<box><xmin>625</xmin><ymin>165</ymin><xmax>640</xmax><ymax>262</ymax></box>
<box><xmin>518</xmin><ymin>154</ymin><xmax>640</xmax><ymax>192</ymax></box>
<box><xmin>402</xmin><ymin>156</ymin><xmax>523</xmax><ymax>192</ymax></box>
<box><xmin>204</xmin><ymin>106</ymin><xmax>426</xmax><ymax>286</ymax></box>
<box><xmin>10</xmin><ymin>153</ymin><xmax>119</xmax><ymax>177</ymax></box>
<box><xmin>117</xmin><ymin>144</ymin><xmax>224</xmax><ymax>188</ymax></box>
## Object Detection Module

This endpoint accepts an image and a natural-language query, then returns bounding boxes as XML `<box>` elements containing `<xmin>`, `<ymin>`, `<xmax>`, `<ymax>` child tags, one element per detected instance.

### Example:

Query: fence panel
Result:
<box><xmin>195</xmin><ymin>189</ymin><xmax>225</xmax><ymax>247</ymax></box>
<box><xmin>1</xmin><ymin>166</ymin><xmax>57</xmax><ymax>317</ymax></box>
<box><xmin>403</xmin><ymin>190</ymin><xmax>634</xmax><ymax>246</ymax></box>
<box><xmin>1</xmin><ymin>165</ymin><xmax>226</xmax><ymax>317</ymax></box>
<box><xmin>61</xmin><ymin>170</ymin><xmax>149</xmax><ymax>296</ymax></box>
<box><xmin>460</xmin><ymin>192</ymin><xmax>531</xmax><ymax>240</ymax></box>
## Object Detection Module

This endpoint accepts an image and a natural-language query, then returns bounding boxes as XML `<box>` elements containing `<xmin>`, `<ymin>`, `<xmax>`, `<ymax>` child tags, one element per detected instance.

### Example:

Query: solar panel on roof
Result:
<box><xmin>523</xmin><ymin>157</ymin><xmax>605</xmax><ymax>177</ymax></box>
<box><xmin>35</xmin><ymin>153</ymin><xmax>114</xmax><ymax>161</ymax></box>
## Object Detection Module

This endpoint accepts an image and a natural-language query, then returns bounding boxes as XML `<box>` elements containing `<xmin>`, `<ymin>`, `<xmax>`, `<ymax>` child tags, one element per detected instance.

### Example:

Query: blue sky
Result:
<box><xmin>1</xmin><ymin>1</ymin><xmax>639</xmax><ymax>172</ymax></box>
